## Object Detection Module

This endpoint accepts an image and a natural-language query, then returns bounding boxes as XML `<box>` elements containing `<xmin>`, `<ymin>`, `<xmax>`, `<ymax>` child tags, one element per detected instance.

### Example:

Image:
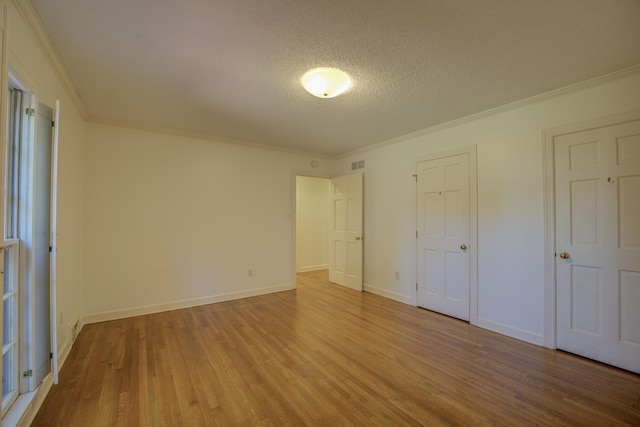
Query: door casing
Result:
<box><xmin>542</xmin><ymin>109</ymin><xmax>640</xmax><ymax>349</ymax></box>
<box><xmin>290</xmin><ymin>169</ymin><xmax>334</xmax><ymax>289</ymax></box>
<box><xmin>415</xmin><ymin>145</ymin><xmax>478</xmax><ymax>325</ymax></box>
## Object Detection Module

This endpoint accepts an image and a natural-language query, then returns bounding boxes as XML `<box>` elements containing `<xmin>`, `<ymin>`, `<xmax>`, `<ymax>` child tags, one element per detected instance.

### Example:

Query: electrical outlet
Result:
<box><xmin>395</xmin><ymin>271</ymin><xmax>400</xmax><ymax>280</ymax></box>
<box><xmin>248</xmin><ymin>268</ymin><xmax>259</xmax><ymax>277</ymax></box>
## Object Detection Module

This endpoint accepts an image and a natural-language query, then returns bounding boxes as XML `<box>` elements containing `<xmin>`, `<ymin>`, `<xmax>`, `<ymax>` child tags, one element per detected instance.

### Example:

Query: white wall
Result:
<box><xmin>1</xmin><ymin>0</ymin><xmax>86</xmax><ymax>364</ymax></box>
<box><xmin>2</xmin><ymin>0</ymin><xmax>637</xmax><ymax>422</ymax></box>
<box><xmin>337</xmin><ymin>70</ymin><xmax>640</xmax><ymax>345</ymax></box>
<box><xmin>83</xmin><ymin>70</ymin><xmax>640</xmax><ymax>344</ymax></box>
<box><xmin>6</xmin><ymin>0</ymin><xmax>636</xmax><ymax>357</ymax></box>
<box><xmin>296</xmin><ymin>176</ymin><xmax>330</xmax><ymax>272</ymax></box>
<box><xmin>83</xmin><ymin>123</ymin><xmax>333</xmax><ymax>321</ymax></box>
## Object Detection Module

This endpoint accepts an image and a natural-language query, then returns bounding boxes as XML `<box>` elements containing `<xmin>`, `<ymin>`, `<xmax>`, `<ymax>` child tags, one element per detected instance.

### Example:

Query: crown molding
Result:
<box><xmin>86</xmin><ymin>117</ymin><xmax>336</xmax><ymax>160</ymax></box>
<box><xmin>13</xmin><ymin>0</ymin><xmax>87</xmax><ymax>119</ymax></box>
<box><xmin>338</xmin><ymin>65</ymin><xmax>640</xmax><ymax>159</ymax></box>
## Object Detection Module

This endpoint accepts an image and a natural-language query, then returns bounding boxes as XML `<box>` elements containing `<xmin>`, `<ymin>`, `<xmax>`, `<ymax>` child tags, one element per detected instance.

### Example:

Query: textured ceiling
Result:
<box><xmin>30</xmin><ymin>0</ymin><xmax>640</xmax><ymax>156</ymax></box>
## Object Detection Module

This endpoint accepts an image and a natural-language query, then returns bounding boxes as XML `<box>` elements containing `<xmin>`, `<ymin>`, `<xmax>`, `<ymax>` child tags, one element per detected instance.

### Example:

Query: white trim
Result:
<box><xmin>89</xmin><ymin>118</ymin><xmax>335</xmax><ymax>160</ymax></box>
<box><xmin>1</xmin><ymin>373</ymin><xmax>53</xmax><ymax>427</ymax></box>
<box><xmin>541</xmin><ymin>109</ymin><xmax>640</xmax><ymax>350</ymax></box>
<box><xmin>414</xmin><ymin>144</ymin><xmax>476</xmax><ymax>164</ymax></box>
<box><xmin>56</xmin><ymin>335</ymin><xmax>72</xmax><ymax>369</ymax></box>
<box><xmin>12</xmin><ymin>0</ymin><xmax>640</xmax><ymax>163</ymax></box>
<box><xmin>363</xmin><ymin>283</ymin><xmax>414</xmax><ymax>305</ymax></box>
<box><xmin>50</xmin><ymin>99</ymin><xmax>59</xmax><ymax>384</ymax></box>
<box><xmin>339</xmin><ymin>65</ymin><xmax>640</xmax><ymax>159</ymax></box>
<box><xmin>297</xmin><ymin>264</ymin><xmax>329</xmax><ymax>273</ymax></box>
<box><xmin>290</xmin><ymin>168</ymin><xmax>335</xmax><ymax>289</ymax></box>
<box><xmin>82</xmin><ymin>283</ymin><xmax>292</xmax><ymax>324</ymax></box>
<box><xmin>67</xmin><ymin>312</ymin><xmax>80</xmax><ymax>345</ymax></box>
<box><xmin>7</xmin><ymin>59</ymin><xmax>38</xmax><ymax>96</ymax></box>
<box><xmin>20</xmin><ymin>93</ymin><xmax>36</xmax><ymax>394</ymax></box>
<box><xmin>414</xmin><ymin>144</ymin><xmax>479</xmax><ymax>325</ymax></box>
<box><xmin>12</xmin><ymin>0</ymin><xmax>87</xmax><ymax>119</ymax></box>
<box><xmin>542</xmin><ymin>129</ymin><xmax>556</xmax><ymax>349</ymax></box>
<box><xmin>477</xmin><ymin>317</ymin><xmax>544</xmax><ymax>346</ymax></box>
<box><xmin>55</xmin><ymin>314</ymin><xmax>80</xmax><ymax>373</ymax></box>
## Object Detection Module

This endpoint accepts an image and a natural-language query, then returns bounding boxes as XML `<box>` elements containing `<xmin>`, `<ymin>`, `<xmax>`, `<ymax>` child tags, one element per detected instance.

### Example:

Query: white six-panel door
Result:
<box><xmin>555</xmin><ymin>119</ymin><xmax>640</xmax><ymax>373</ymax></box>
<box><xmin>329</xmin><ymin>173</ymin><xmax>363</xmax><ymax>291</ymax></box>
<box><xmin>417</xmin><ymin>153</ymin><xmax>470</xmax><ymax>321</ymax></box>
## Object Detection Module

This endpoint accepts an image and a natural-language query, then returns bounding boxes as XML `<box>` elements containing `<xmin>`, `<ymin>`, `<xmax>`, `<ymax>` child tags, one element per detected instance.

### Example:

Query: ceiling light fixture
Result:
<box><xmin>301</xmin><ymin>68</ymin><xmax>351</xmax><ymax>98</ymax></box>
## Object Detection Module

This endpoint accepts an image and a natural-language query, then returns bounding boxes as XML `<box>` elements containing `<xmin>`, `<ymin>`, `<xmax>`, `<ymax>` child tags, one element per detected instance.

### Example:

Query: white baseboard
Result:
<box><xmin>476</xmin><ymin>317</ymin><xmax>544</xmax><ymax>346</ymax></box>
<box><xmin>83</xmin><ymin>283</ymin><xmax>293</xmax><ymax>324</ymax></box>
<box><xmin>4</xmin><ymin>322</ymin><xmax>83</xmax><ymax>427</ymax></box>
<box><xmin>54</xmin><ymin>312</ymin><xmax>83</xmax><ymax>375</ymax></box>
<box><xmin>297</xmin><ymin>264</ymin><xmax>329</xmax><ymax>273</ymax></box>
<box><xmin>364</xmin><ymin>282</ymin><xmax>415</xmax><ymax>305</ymax></box>
<box><xmin>57</xmin><ymin>337</ymin><xmax>72</xmax><ymax>369</ymax></box>
<box><xmin>1</xmin><ymin>373</ymin><xmax>53</xmax><ymax>427</ymax></box>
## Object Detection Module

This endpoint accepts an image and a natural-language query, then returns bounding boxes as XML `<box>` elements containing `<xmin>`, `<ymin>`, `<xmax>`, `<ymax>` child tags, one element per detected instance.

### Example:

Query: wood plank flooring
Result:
<box><xmin>33</xmin><ymin>270</ymin><xmax>640</xmax><ymax>426</ymax></box>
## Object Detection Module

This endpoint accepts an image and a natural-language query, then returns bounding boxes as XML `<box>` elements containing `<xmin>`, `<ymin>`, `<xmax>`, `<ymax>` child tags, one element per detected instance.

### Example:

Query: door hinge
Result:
<box><xmin>25</xmin><ymin>108</ymin><xmax>35</xmax><ymax>117</ymax></box>
<box><xmin>50</xmin><ymin>352</ymin><xmax>53</xmax><ymax>359</ymax></box>
<box><xmin>52</xmin><ymin>120</ymin><xmax>55</xmax><ymax>127</ymax></box>
<box><xmin>412</xmin><ymin>174</ymin><xmax>417</xmax><ymax>182</ymax></box>
<box><xmin>23</xmin><ymin>369</ymin><xmax>33</xmax><ymax>377</ymax></box>
<box><xmin>416</xmin><ymin>230</ymin><xmax>418</xmax><ymax>238</ymax></box>
<box><xmin>416</xmin><ymin>283</ymin><xmax>418</xmax><ymax>291</ymax></box>
<box><xmin>49</xmin><ymin>246</ymin><xmax>52</xmax><ymax>253</ymax></box>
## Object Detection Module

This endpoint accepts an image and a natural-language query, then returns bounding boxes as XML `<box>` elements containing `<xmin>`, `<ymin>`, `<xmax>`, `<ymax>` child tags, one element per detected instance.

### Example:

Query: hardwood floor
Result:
<box><xmin>33</xmin><ymin>270</ymin><xmax>640</xmax><ymax>426</ymax></box>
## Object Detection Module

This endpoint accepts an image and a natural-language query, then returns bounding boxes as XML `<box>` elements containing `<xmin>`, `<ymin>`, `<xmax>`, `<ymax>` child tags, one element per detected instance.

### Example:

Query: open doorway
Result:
<box><xmin>292</xmin><ymin>172</ymin><xmax>364</xmax><ymax>292</ymax></box>
<box><xmin>295</xmin><ymin>176</ymin><xmax>331</xmax><ymax>274</ymax></box>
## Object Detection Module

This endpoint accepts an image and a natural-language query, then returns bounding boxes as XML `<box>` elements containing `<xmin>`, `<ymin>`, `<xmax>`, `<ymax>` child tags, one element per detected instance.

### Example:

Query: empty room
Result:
<box><xmin>0</xmin><ymin>0</ymin><xmax>639</xmax><ymax>425</ymax></box>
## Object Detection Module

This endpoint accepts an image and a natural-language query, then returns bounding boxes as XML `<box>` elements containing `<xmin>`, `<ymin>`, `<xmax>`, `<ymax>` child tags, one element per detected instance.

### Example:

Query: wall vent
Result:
<box><xmin>351</xmin><ymin>160</ymin><xmax>365</xmax><ymax>170</ymax></box>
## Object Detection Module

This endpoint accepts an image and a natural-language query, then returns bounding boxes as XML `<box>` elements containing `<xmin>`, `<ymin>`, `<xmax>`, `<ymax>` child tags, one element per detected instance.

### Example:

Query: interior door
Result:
<box><xmin>555</xmin><ymin>119</ymin><xmax>640</xmax><ymax>373</ymax></box>
<box><xmin>417</xmin><ymin>152</ymin><xmax>470</xmax><ymax>321</ymax></box>
<box><xmin>329</xmin><ymin>173</ymin><xmax>363</xmax><ymax>291</ymax></box>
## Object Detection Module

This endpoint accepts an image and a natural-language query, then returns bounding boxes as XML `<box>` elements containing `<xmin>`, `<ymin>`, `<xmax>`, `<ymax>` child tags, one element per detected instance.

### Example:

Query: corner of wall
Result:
<box><xmin>363</xmin><ymin>282</ymin><xmax>415</xmax><ymax>306</ymax></box>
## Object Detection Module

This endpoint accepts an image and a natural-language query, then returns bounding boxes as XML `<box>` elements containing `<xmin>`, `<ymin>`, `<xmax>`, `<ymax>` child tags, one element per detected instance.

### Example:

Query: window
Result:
<box><xmin>1</xmin><ymin>88</ymin><xmax>24</xmax><ymax>416</ymax></box>
<box><xmin>2</xmin><ymin>244</ymin><xmax>19</xmax><ymax>414</ymax></box>
<box><xmin>1</xmin><ymin>79</ymin><xmax>59</xmax><ymax>418</ymax></box>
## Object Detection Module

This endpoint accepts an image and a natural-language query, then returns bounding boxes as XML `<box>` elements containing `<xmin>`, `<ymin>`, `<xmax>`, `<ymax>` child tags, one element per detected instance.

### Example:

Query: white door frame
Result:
<box><xmin>542</xmin><ymin>109</ymin><xmax>640</xmax><ymax>349</ymax></box>
<box><xmin>414</xmin><ymin>144</ymin><xmax>478</xmax><ymax>325</ymax></box>
<box><xmin>290</xmin><ymin>168</ymin><xmax>334</xmax><ymax>289</ymax></box>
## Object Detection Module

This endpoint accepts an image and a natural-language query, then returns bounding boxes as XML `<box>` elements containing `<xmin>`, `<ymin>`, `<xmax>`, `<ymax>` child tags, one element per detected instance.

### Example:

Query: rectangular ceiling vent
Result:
<box><xmin>351</xmin><ymin>160</ymin><xmax>365</xmax><ymax>170</ymax></box>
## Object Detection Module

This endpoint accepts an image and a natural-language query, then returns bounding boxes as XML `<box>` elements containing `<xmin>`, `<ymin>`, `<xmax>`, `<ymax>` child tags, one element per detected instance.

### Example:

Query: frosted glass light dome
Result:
<box><xmin>301</xmin><ymin>68</ymin><xmax>352</xmax><ymax>98</ymax></box>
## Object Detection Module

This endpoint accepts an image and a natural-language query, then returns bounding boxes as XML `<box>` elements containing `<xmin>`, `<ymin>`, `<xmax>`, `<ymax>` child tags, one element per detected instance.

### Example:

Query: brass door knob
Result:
<box><xmin>460</xmin><ymin>243</ymin><xmax>468</xmax><ymax>250</ymax></box>
<box><xmin>559</xmin><ymin>252</ymin><xmax>570</xmax><ymax>259</ymax></box>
